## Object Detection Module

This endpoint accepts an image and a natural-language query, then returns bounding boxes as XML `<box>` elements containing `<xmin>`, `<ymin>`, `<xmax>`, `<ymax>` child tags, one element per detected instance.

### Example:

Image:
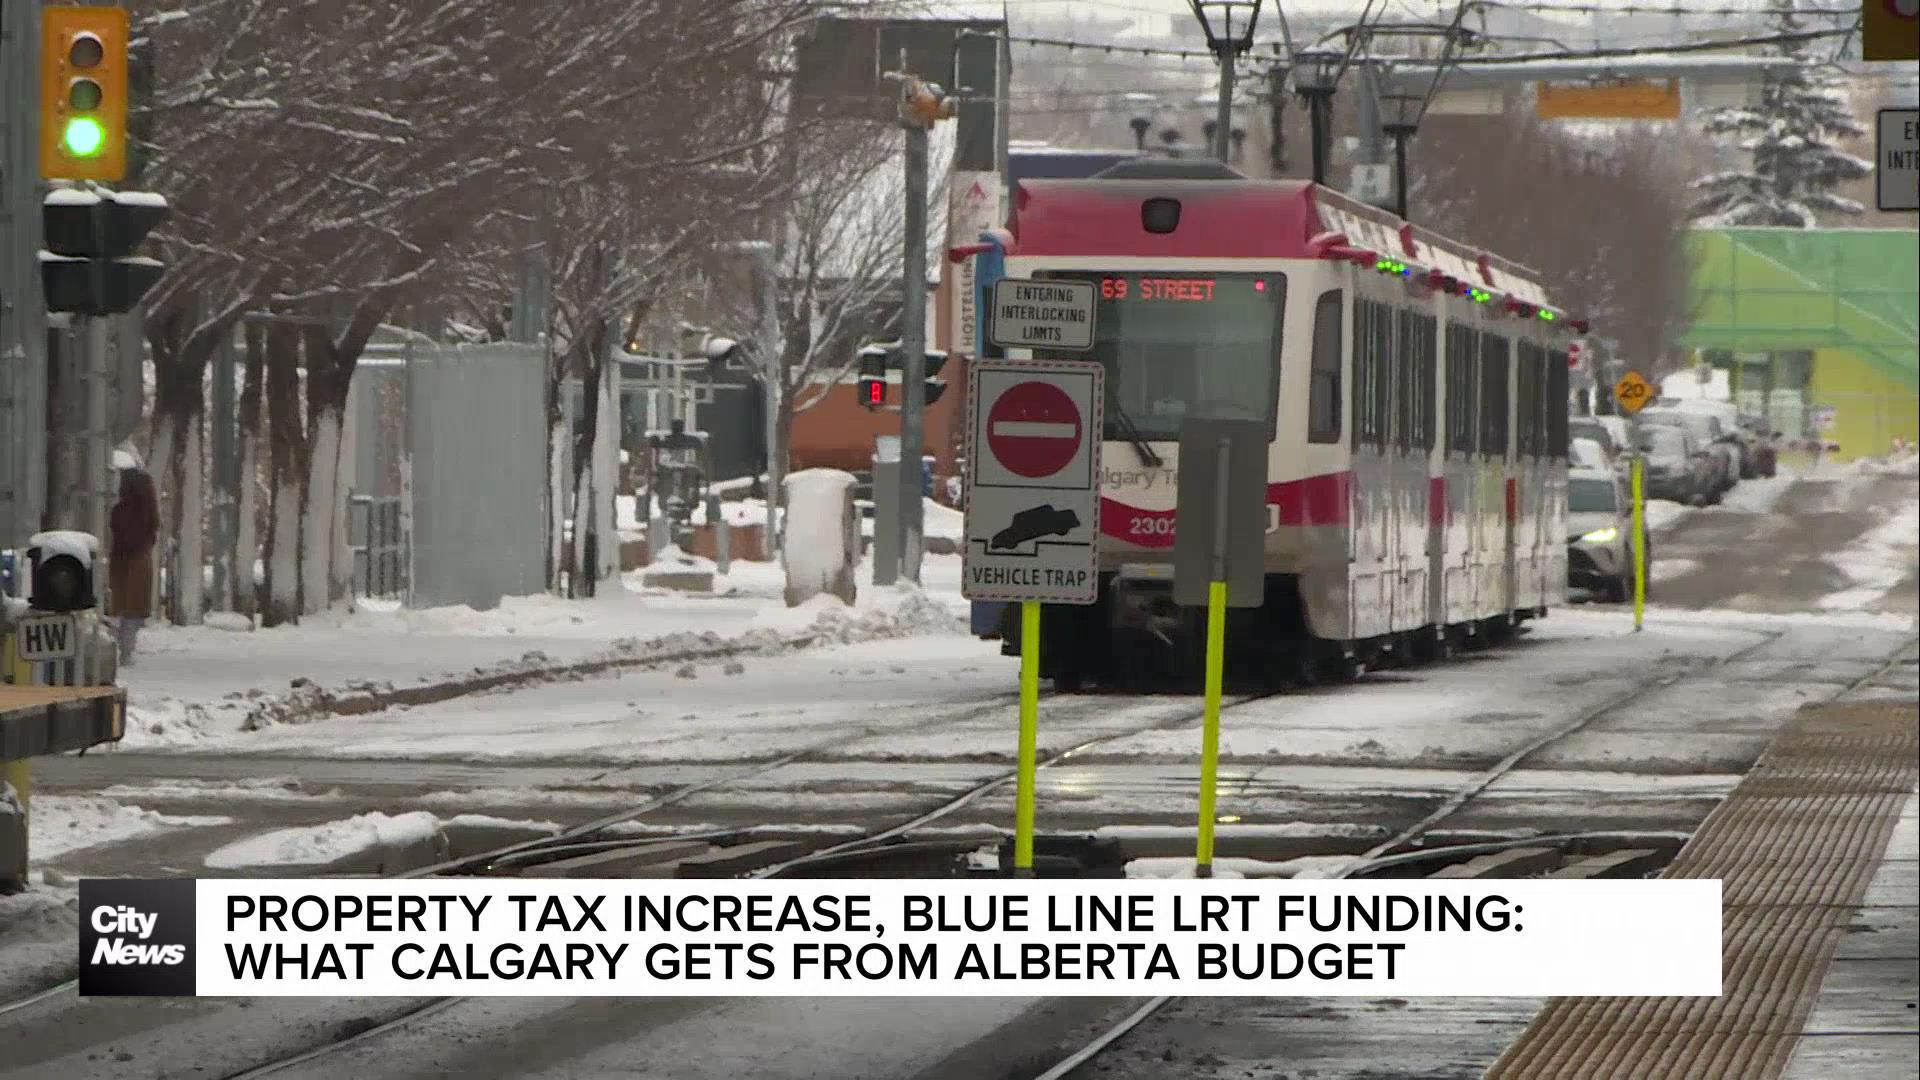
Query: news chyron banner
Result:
<box><xmin>79</xmin><ymin>879</ymin><xmax>1721</xmax><ymax>998</ymax></box>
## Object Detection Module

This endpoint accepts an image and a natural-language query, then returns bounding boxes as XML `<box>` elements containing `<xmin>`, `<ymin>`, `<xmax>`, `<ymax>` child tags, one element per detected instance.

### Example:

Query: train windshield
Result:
<box><xmin>1033</xmin><ymin>271</ymin><xmax>1285</xmax><ymax>441</ymax></box>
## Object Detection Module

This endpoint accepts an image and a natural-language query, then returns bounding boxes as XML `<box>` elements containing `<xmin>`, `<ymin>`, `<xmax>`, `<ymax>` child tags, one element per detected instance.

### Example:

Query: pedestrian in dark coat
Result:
<box><xmin>108</xmin><ymin>468</ymin><xmax>159</xmax><ymax>665</ymax></box>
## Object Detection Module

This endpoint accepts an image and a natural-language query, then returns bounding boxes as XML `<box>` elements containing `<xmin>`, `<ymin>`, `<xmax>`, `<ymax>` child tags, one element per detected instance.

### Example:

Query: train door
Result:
<box><xmin>1397</xmin><ymin>310</ymin><xmax>1434</xmax><ymax>633</ymax></box>
<box><xmin>1484</xmin><ymin>332</ymin><xmax>1515</xmax><ymax>616</ymax></box>
<box><xmin>1425</xmin><ymin>311</ymin><xmax>1446</xmax><ymax>629</ymax></box>
<box><xmin>1349</xmin><ymin>295</ymin><xmax>1392</xmax><ymax>640</ymax></box>
<box><xmin>1442</xmin><ymin>322</ymin><xmax>1478</xmax><ymax>627</ymax></box>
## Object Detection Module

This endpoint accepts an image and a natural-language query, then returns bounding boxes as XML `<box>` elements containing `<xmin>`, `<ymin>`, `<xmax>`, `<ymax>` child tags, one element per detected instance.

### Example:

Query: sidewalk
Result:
<box><xmin>1781</xmin><ymin>791</ymin><xmax>1920</xmax><ymax>1079</ymax></box>
<box><xmin>114</xmin><ymin>555</ymin><xmax>968</xmax><ymax>749</ymax></box>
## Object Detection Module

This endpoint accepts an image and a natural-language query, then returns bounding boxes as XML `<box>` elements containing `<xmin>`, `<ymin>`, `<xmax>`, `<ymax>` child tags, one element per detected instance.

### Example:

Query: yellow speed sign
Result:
<box><xmin>1614</xmin><ymin>371</ymin><xmax>1653</xmax><ymax>414</ymax></box>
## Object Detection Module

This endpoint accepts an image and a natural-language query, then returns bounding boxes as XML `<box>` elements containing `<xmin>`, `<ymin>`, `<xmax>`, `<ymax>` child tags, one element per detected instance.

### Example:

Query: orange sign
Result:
<box><xmin>1614</xmin><ymin>372</ymin><xmax>1653</xmax><ymax>415</ymax></box>
<box><xmin>1864</xmin><ymin>0</ymin><xmax>1919</xmax><ymax>62</ymax></box>
<box><xmin>1535</xmin><ymin>80</ymin><xmax>1681</xmax><ymax>121</ymax></box>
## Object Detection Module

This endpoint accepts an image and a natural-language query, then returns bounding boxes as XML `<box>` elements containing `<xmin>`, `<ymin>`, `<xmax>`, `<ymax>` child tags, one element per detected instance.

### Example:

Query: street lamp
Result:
<box><xmin>1380</xmin><ymin>88</ymin><xmax>1423</xmax><ymax>221</ymax></box>
<box><xmin>1292</xmin><ymin>48</ymin><xmax>1341</xmax><ymax>187</ymax></box>
<box><xmin>1190</xmin><ymin>0</ymin><xmax>1263</xmax><ymax>163</ymax></box>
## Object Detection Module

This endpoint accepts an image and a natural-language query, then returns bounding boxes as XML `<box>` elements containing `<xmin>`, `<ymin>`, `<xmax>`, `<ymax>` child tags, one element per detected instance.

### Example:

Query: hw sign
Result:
<box><xmin>15</xmin><ymin>614</ymin><xmax>79</xmax><ymax>661</ymax></box>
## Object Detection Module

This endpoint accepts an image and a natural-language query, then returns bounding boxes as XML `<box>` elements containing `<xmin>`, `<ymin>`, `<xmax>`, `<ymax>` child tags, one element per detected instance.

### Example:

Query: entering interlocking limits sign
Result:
<box><xmin>1614</xmin><ymin>371</ymin><xmax>1653</xmax><ymax>415</ymax></box>
<box><xmin>990</xmin><ymin>279</ymin><xmax>1096</xmax><ymax>352</ymax></box>
<box><xmin>963</xmin><ymin>359</ymin><xmax>1103</xmax><ymax>604</ymax></box>
<box><xmin>1878</xmin><ymin>109</ymin><xmax>1918</xmax><ymax>212</ymax></box>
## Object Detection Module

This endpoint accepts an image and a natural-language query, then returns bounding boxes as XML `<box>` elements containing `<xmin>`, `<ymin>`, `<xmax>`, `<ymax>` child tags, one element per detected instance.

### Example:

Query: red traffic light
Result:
<box><xmin>859</xmin><ymin>378</ymin><xmax>885</xmax><ymax>409</ymax></box>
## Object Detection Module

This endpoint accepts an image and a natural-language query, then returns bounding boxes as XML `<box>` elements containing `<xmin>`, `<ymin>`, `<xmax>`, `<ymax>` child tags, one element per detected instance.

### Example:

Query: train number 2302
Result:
<box><xmin>1125</xmin><ymin>508</ymin><xmax>1282</xmax><ymax>539</ymax></box>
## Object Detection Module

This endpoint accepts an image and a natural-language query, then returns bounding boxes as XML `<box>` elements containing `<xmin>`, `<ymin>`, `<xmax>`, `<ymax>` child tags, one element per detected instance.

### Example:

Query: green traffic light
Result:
<box><xmin>63</xmin><ymin>116</ymin><xmax>106</xmax><ymax>158</ymax></box>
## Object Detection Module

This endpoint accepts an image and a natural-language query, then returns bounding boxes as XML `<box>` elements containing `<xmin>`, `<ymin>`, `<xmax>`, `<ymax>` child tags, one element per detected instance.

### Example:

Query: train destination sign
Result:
<box><xmin>964</xmin><ymin>358</ymin><xmax>1104</xmax><ymax>604</ymax></box>
<box><xmin>990</xmin><ymin>279</ymin><xmax>1096</xmax><ymax>351</ymax></box>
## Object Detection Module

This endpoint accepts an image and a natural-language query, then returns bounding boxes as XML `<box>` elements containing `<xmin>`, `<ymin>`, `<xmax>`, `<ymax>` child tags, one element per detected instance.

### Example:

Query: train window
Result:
<box><xmin>1405</xmin><ymin>307</ymin><xmax>1420</xmax><ymax>449</ymax></box>
<box><xmin>1418</xmin><ymin>315</ymin><xmax>1438</xmax><ymax>452</ymax></box>
<box><xmin>1547</xmin><ymin>350</ymin><xmax>1570</xmax><ymax>458</ymax></box>
<box><xmin>1382</xmin><ymin>299</ymin><xmax>1397</xmax><ymax>447</ymax></box>
<box><xmin>1352</xmin><ymin>298</ymin><xmax>1392</xmax><ymax>452</ymax></box>
<box><xmin>1032</xmin><ymin>270</ymin><xmax>1287</xmax><ymax>441</ymax></box>
<box><xmin>1479</xmin><ymin>334</ymin><xmax>1510</xmax><ymax>457</ymax></box>
<box><xmin>1445</xmin><ymin>323</ymin><xmax>1478</xmax><ymax>457</ymax></box>
<box><xmin>1309</xmin><ymin>290</ymin><xmax>1343</xmax><ymax>444</ymax></box>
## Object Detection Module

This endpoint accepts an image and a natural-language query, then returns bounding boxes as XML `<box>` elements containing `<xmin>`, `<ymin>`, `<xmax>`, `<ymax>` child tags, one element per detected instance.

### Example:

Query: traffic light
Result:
<box><xmin>857</xmin><ymin>345</ymin><xmax>887</xmax><ymax>409</ymax></box>
<box><xmin>42</xmin><ymin>188</ymin><xmax>170</xmax><ymax>316</ymax></box>
<box><xmin>922</xmin><ymin>348</ymin><xmax>949</xmax><ymax>406</ymax></box>
<box><xmin>41</xmin><ymin>6</ymin><xmax>130</xmax><ymax>182</ymax></box>
<box><xmin>26</xmin><ymin>533</ymin><xmax>98</xmax><ymax>612</ymax></box>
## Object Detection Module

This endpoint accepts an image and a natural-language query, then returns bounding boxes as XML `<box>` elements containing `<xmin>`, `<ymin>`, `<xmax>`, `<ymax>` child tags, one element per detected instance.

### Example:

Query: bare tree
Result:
<box><xmin>124</xmin><ymin>0</ymin><xmax>815</xmax><ymax>622</ymax></box>
<box><xmin>1418</xmin><ymin>112</ymin><xmax>1697</xmax><ymax>374</ymax></box>
<box><xmin>708</xmin><ymin>119</ymin><xmax>950</xmax><ymax>545</ymax></box>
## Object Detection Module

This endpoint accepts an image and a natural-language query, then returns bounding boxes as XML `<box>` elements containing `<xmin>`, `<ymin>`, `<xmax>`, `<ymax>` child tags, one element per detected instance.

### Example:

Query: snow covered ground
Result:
<box><xmin>114</xmin><ymin>554</ymin><xmax>971</xmax><ymax>748</ymax></box>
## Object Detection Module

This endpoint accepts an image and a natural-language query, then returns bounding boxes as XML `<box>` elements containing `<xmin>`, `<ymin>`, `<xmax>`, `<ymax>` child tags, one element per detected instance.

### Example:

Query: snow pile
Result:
<box><xmin>1819</xmin><ymin>499</ymin><xmax>1920</xmax><ymax>612</ymax></box>
<box><xmin>753</xmin><ymin>583</ymin><xmax>961</xmax><ymax>641</ymax></box>
<box><xmin>203</xmin><ymin>810</ymin><xmax>440</xmax><ymax>870</ymax></box>
<box><xmin>1717</xmin><ymin>473</ymin><xmax>1794</xmax><ymax>515</ymax></box>
<box><xmin>644</xmin><ymin>545</ymin><xmax>716</xmax><ymax>575</ymax></box>
<box><xmin>1642</xmin><ymin>500</ymin><xmax>1690</xmax><ymax>533</ymax></box>
<box><xmin>98</xmin><ymin>777</ymin><xmax>342</xmax><ymax>804</ymax></box>
<box><xmin>0</xmin><ymin>876</ymin><xmax>80</xmax><ymax>1000</ymax></box>
<box><xmin>28</xmin><ymin>797</ymin><xmax>232</xmax><ymax>860</ymax></box>
<box><xmin>1125</xmin><ymin>857</ymin><xmax>1304</xmax><ymax>880</ymax></box>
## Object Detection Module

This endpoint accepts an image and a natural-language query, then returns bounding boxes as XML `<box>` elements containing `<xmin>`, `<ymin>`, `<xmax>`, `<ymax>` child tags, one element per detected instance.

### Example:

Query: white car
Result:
<box><xmin>1566</xmin><ymin>467</ymin><xmax>1650</xmax><ymax>603</ymax></box>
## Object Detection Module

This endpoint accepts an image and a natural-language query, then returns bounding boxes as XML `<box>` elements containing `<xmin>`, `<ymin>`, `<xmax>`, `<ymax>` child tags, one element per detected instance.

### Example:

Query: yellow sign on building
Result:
<box><xmin>1863</xmin><ymin>0</ymin><xmax>1919</xmax><ymax>62</ymax></box>
<box><xmin>1536</xmin><ymin>80</ymin><xmax>1682</xmax><ymax>121</ymax></box>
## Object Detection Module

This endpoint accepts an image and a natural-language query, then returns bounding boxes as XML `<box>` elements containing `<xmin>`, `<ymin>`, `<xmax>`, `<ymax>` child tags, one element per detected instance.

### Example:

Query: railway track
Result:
<box><xmin>1025</xmin><ymin>630</ymin><xmax>1918</xmax><ymax>1080</ymax></box>
<box><xmin>205</xmin><ymin>685</ymin><xmax>1293</xmax><ymax>1079</ymax></box>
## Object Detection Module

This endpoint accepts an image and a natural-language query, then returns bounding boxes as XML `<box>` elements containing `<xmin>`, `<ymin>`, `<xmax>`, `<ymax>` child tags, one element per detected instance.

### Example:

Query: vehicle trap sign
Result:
<box><xmin>991</xmin><ymin>279</ymin><xmax>1096</xmax><ymax>351</ymax></box>
<box><xmin>964</xmin><ymin>359</ymin><xmax>1104</xmax><ymax>604</ymax></box>
<box><xmin>77</xmin><ymin>878</ymin><xmax>1722</xmax><ymax>997</ymax></box>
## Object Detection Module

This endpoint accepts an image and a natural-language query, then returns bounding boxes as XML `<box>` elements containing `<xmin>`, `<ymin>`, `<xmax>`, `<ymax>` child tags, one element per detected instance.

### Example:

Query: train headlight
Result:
<box><xmin>1579</xmin><ymin>527</ymin><xmax>1619</xmax><ymax>544</ymax></box>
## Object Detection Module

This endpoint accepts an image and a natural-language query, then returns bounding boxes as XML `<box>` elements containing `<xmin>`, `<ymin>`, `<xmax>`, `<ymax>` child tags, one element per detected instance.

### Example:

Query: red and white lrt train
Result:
<box><xmin>972</xmin><ymin>159</ymin><xmax>1587</xmax><ymax>688</ymax></box>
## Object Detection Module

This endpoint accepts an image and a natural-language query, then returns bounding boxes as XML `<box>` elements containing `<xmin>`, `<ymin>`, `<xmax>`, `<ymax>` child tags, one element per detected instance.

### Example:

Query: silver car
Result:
<box><xmin>1566</xmin><ymin>467</ymin><xmax>1651</xmax><ymax>602</ymax></box>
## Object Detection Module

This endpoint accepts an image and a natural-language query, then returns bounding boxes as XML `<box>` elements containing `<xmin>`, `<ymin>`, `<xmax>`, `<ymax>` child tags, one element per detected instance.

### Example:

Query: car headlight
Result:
<box><xmin>1580</xmin><ymin>527</ymin><xmax>1619</xmax><ymax>544</ymax></box>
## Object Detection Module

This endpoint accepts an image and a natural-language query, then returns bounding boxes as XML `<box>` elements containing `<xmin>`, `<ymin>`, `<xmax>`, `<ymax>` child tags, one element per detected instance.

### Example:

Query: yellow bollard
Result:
<box><xmin>1013</xmin><ymin>601</ymin><xmax>1041</xmax><ymax>875</ymax></box>
<box><xmin>1632</xmin><ymin>456</ymin><xmax>1646</xmax><ymax>632</ymax></box>
<box><xmin>1195</xmin><ymin>579</ymin><xmax>1227</xmax><ymax>877</ymax></box>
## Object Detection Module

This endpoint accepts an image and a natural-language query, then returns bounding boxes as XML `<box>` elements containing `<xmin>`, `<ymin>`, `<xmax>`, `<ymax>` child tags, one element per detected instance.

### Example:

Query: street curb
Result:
<box><xmin>230</xmin><ymin>596</ymin><xmax>964</xmax><ymax>733</ymax></box>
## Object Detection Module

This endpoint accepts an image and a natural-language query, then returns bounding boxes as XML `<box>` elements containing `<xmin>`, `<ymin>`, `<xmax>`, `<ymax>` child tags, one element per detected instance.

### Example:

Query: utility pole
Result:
<box><xmin>1191</xmin><ymin>2</ymin><xmax>1262</xmax><ymax>165</ymax></box>
<box><xmin>1354</xmin><ymin>61</ymin><xmax>1390</xmax><ymax>207</ymax></box>
<box><xmin>1214</xmin><ymin>49</ymin><xmax>1236</xmax><ymax>163</ymax></box>
<box><xmin>885</xmin><ymin>64</ymin><xmax>954</xmax><ymax>586</ymax></box>
<box><xmin>1</xmin><ymin>0</ymin><xmax>50</xmax><ymax>567</ymax></box>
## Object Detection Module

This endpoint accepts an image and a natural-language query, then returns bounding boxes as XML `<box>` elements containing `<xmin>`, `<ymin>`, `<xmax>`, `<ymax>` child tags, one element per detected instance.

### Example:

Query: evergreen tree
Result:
<box><xmin>1690</xmin><ymin>2</ymin><xmax>1870</xmax><ymax>228</ymax></box>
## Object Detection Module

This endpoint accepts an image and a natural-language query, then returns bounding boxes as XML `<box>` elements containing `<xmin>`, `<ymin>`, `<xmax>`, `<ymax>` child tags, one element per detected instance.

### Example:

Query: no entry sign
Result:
<box><xmin>987</xmin><ymin>381</ymin><xmax>1084</xmax><ymax>479</ymax></box>
<box><xmin>964</xmin><ymin>359</ymin><xmax>1104</xmax><ymax>605</ymax></box>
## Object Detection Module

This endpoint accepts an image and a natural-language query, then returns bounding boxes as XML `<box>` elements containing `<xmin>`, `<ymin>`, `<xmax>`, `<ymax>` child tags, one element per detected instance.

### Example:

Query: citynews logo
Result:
<box><xmin>91</xmin><ymin>906</ymin><xmax>185</xmax><ymax>965</ymax></box>
<box><xmin>78</xmin><ymin>879</ymin><xmax>197</xmax><ymax>996</ymax></box>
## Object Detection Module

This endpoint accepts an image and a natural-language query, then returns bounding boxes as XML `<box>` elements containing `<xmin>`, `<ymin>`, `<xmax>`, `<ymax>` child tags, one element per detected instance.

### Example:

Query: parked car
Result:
<box><xmin>1571</xmin><ymin>436</ymin><xmax>1611</xmax><ymax>472</ymax></box>
<box><xmin>1635</xmin><ymin>424</ymin><xmax>1717</xmax><ymax>506</ymax></box>
<box><xmin>1569</xmin><ymin>417</ymin><xmax>1625</xmax><ymax>466</ymax></box>
<box><xmin>1736</xmin><ymin>415</ymin><xmax>1780</xmax><ymax>478</ymax></box>
<box><xmin>1673</xmin><ymin>399</ymin><xmax>1761</xmax><ymax>478</ymax></box>
<box><xmin>1566</xmin><ymin>466</ymin><xmax>1650</xmax><ymax>602</ymax></box>
<box><xmin>1640</xmin><ymin>408</ymin><xmax>1738</xmax><ymax>499</ymax></box>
